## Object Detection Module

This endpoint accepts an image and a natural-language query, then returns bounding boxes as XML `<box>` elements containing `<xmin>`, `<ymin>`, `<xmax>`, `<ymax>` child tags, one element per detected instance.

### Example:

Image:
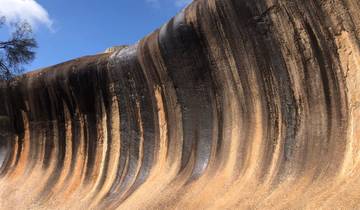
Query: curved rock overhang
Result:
<box><xmin>0</xmin><ymin>0</ymin><xmax>360</xmax><ymax>209</ymax></box>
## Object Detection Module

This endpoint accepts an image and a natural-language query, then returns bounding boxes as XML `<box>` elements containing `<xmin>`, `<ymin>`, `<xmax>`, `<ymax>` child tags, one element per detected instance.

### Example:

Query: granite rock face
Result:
<box><xmin>1</xmin><ymin>0</ymin><xmax>360</xmax><ymax>209</ymax></box>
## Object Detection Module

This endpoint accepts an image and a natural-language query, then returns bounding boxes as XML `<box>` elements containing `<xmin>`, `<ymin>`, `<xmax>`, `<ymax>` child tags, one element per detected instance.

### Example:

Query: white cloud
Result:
<box><xmin>175</xmin><ymin>0</ymin><xmax>192</xmax><ymax>7</ymax></box>
<box><xmin>0</xmin><ymin>0</ymin><xmax>52</xmax><ymax>29</ymax></box>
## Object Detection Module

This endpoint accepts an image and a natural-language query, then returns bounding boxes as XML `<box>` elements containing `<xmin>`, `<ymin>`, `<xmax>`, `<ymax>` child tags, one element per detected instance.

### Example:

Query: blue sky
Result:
<box><xmin>0</xmin><ymin>0</ymin><xmax>192</xmax><ymax>72</ymax></box>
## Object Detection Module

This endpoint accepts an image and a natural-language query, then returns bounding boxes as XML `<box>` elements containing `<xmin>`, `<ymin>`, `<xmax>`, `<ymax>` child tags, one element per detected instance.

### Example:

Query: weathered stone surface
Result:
<box><xmin>0</xmin><ymin>0</ymin><xmax>360</xmax><ymax>209</ymax></box>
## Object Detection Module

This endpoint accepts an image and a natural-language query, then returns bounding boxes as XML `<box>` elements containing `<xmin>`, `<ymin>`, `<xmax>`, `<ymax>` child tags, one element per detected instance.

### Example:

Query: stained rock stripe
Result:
<box><xmin>0</xmin><ymin>0</ymin><xmax>360</xmax><ymax>209</ymax></box>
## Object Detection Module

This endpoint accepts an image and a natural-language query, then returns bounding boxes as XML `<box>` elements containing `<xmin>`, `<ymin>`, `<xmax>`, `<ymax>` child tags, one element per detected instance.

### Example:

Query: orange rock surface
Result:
<box><xmin>0</xmin><ymin>0</ymin><xmax>360</xmax><ymax>209</ymax></box>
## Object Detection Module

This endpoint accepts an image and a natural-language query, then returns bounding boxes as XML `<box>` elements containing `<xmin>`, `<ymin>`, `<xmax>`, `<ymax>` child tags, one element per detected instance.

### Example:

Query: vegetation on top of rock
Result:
<box><xmin>0</xmin><ymin>16</ymin><xmax>37</xmax><ymax>80</ymax></box>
